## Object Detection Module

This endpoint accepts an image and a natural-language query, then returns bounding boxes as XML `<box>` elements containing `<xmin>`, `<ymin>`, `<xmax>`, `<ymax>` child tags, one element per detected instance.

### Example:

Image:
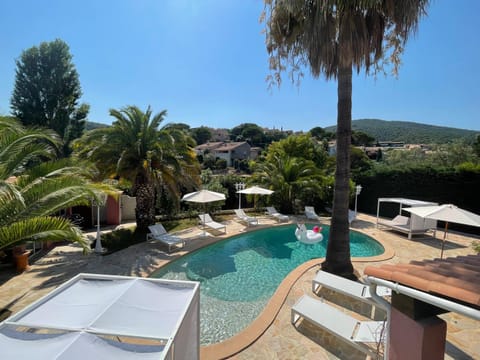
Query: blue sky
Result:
<box><xmin>1</xmin><ymin>0</ymin><xmax>479</xmax><ymax>131</ymax></box>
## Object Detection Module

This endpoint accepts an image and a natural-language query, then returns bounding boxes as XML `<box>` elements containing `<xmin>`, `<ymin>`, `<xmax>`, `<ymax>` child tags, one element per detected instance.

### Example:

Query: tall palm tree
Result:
<box><xmin>73</xmin><ymin>106</ymin><xmax>200</xmax><ymax>231</ymax></box>
<box><xmin>0</xmin><ymin>117</ymin><xmax>104</xmax><ymax>251</ymax></box>
<box><xmin>253</xmin><ymin>153</ymin><xmax>324</xmax><ymax>214</ymax></box>
<box><xmin>263</xmin><ymin>0</ymin><xmax>429</xmax><ymax>278</ymax></box>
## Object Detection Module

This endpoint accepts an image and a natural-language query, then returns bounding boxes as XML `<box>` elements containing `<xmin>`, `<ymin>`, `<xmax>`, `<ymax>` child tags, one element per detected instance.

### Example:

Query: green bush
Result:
<box><xmin>354</xmin><ymin>167</ymin><xmax>480</xmax><ymax>225</ymax></box>
<box><xmin>472</xmin><ymin>241</ymin><xmax>480</xmax><ymax>253</ymax></box>
<box><xmin>98</xmin><ymin>228</ymin><xmax>143</xmax><ymax>253</ymax></box>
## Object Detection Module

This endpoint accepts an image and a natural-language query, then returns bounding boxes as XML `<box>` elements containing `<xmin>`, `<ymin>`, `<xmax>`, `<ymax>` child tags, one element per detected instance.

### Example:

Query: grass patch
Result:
<box><xmin>97</xmin><ymin>217</ymin><xmax>208</xmax><ymax>254</ymax></box>
<box><xmin>472</xmin><ymin>241</ymin><xmax>480</xmax><ymax>254</ymax></box>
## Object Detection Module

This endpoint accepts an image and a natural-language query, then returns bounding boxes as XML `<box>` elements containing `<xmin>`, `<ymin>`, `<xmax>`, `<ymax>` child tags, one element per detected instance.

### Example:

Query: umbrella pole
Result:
<box><xmin>203</xmin><ymin>204</ymin><xmax>207</xmax><ymax>237</ymax></box>
<box><xmin>440</xmin><ymin>222</ymin><xmax>449</xmax><ymax>259</ymax></box>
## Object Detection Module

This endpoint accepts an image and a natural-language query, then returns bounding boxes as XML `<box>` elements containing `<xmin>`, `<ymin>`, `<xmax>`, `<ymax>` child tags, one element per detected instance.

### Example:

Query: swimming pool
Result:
<box><xmin>151</xmin><ymin>224</ymin><xmax>384</xmax><ymax>345</ymax></box>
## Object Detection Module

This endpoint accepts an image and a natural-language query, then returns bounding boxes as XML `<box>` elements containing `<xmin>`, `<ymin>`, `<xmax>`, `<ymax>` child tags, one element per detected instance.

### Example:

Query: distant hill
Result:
<box><xmin>85</xmin><ymin>121</ymin><xmax>108</xmax><ymax>131</ymax></box>
<box><xmin>325</xmin><ymin>119</ymin><xmax>479</xmax><ymax>144</ymax></box>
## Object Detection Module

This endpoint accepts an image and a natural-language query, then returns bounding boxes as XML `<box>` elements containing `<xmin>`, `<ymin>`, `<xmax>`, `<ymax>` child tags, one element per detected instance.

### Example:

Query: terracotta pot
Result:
<box><xmin>14</xmin><ymin>251</ymin><xmax>30</xmax><ymax>272</ymax></box>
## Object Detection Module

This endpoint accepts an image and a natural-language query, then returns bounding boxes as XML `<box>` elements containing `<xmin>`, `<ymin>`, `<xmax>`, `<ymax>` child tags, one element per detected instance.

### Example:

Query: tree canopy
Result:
<box><xmin>191</xmin><ymin>126</ymin><xmax>213</xmax><ymax>145</ymax></box>
<box><xmin>10</xmin><ymin>39</ymin><xmax>89</xmax><ymax>155</ymax></box>
<box><xmin>73</xmin><ymin>105</ymin><xmax>201</xmax><ymax>230</ymax></box>
<box><xmin>263</xmin><ymin>0</ymin><xmax>430</xmax><ymax>278</ymax></box>
<box><xmin>0</xmin><ymin>117</ymin><xmax>107</xmax><ymax>251</ymax></box>
<box><xmin>265</xmin><ymin>133</ymin><xmax>327</xmax><ymax>168</ymax></box>
<box><xmin>230</xmin><ymin>123</ymin><xmax>266</xmax><ymax>146</ymax></box>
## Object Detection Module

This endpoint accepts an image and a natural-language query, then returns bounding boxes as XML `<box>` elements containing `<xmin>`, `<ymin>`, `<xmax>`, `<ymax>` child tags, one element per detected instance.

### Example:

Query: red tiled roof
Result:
<box><xmin>364</xmin><ymin>254</ymin><xmax>480</xmax><ymax>308</ymax></box>
<box><xmin>194</xmin><ymin>142</ymin><xmax>223</xmax><ymax>151</ymax></box>
<box><xmin>214</xmin><ymin>142</ymin><xmax>248</xmax><ymax>151</ymax></box>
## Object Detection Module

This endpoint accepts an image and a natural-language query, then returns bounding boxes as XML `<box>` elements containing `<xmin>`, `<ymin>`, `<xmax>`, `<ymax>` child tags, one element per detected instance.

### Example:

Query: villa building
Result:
<box><xmin>194</xmin><ymin>141</ymin><xmax>251</xmax><ymax>167</ymax></box>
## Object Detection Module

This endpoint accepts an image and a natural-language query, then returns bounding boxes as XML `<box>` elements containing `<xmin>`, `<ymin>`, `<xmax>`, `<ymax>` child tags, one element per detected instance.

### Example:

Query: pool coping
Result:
<box><xmin>199</xmin><ymin>227</ymin><xmax>395</xmax><ymax>360</ymax></box>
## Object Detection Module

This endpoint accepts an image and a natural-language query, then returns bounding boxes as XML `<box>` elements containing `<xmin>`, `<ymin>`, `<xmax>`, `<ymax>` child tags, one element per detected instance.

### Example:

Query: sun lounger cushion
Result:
<box><xmin>199</xmin><ymin>214</ymin><xmax>226</xmax><ymax>233</ymax></box>
<box><xmin>266</xmin><ymin>207</ymin><xmax>289</xmax><ymax>222</ymax></box>
<box><xmin>305</xmin><ymin>206</ymin><xmax>320</xmax><ymax>220</ymax></box>
<box><xmin>234</xmin><ymin>209</ymin><xmax>258</xmax><ymax>226</ymax></box>
<box><xmin>147</xmin><ymin>224</ymin><xmax>185</xmax><ymax>253</ymax></box>
<box><xmin>312</xmin><ymin>271</ymin><xmax>390</xmax><ymax>308</ymax></box>
<box><xmin>291</xmin><ymin>295</ymin><xmax>386</xmax><ymax>358</ymax></box>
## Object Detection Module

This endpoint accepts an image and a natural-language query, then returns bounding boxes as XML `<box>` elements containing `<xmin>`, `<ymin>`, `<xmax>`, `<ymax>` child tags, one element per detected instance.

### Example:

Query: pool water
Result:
<box><xmin>151</xmin><ymin>224</ymin><xmax>383</xmax><ymax>345</ymax></box>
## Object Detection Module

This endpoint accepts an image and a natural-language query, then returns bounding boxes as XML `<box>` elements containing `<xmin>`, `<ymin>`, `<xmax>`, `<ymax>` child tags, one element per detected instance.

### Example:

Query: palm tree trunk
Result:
<box><xmin>321</xmin><ymin>61</ymin><xmax>355</xmax><ymax>279</ymax></box>
<box><xmin>134</xmin><ymin>174</ymin><xmax>156</xmax><ymax>232</ymax></box>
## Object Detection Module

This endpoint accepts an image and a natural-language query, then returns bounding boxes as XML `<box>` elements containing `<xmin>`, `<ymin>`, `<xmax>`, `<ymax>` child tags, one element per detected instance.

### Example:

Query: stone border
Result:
<box><xmin>199</xmin><ymin>230</ymin><xmax>395</xmax><ymax>359</ymax></box>
<box><xmin>200</xmin><ymin>259</ymin><xmax>322</xmax><ymax>360</ymax></box>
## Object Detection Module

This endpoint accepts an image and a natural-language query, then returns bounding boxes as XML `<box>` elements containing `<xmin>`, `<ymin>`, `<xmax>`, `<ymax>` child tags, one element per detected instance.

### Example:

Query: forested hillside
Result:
<box><xmin>85</xmin><ymin>121</ymin><xmax>108</xmax><ymax>131</ymax></box>
<box><xmin>325</xmin><ymin>119</ymin><xmax>478</xmax><ymax>144</ymax></box>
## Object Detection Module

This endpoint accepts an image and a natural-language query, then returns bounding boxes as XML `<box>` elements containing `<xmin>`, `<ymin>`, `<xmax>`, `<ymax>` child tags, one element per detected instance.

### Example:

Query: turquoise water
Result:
<box><xmin>152</xmin><ymin>224</ymin><xmax>383</xmax><ymax>344</ymax></box>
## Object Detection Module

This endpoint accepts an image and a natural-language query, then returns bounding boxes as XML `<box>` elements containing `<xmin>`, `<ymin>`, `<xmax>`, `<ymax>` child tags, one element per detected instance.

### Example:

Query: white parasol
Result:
<box><xmin>237</xmin><ymin>186</ymin><xmax>274</xmax><ymax>209</ymax></box>
<box><xmin>404</xmin><ymin>204</ymin><xmax>480</xmax><ymax>258</ymax></box>
<box><xmin>181</xmin><ymin>189</ymin><xmax>226</xmax><ymax>236</ymax></box>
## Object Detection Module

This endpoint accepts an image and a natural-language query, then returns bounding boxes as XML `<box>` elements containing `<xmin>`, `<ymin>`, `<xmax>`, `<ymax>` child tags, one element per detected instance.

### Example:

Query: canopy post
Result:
<box><xmin>440</xmin><ymin>222</ymin><xmax>449</xmax><ymax>259</ymax></box>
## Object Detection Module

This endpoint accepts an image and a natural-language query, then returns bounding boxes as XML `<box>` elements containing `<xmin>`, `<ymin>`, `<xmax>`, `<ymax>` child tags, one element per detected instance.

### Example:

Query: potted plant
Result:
<box><xmin>12</xmin><ymin>244</ymin><xmax>30</xmax><ymax>272</ymax></box>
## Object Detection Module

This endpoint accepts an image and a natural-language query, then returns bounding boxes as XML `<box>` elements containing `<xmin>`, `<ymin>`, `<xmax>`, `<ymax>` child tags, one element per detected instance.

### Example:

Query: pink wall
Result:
<box><xmin>389</xmin><ymin>307</ymin><xmax>446</xmax><ymax>359</ymax></box>
<box><xmin>106</xmin><ymin>195</ymin><xmax>120</xmax><ymax>225</ymax></box>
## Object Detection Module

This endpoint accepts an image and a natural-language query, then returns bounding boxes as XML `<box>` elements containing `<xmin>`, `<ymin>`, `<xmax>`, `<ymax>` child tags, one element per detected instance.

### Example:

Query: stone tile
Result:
<box><xmin>0</xmin><ymin>213</ymin><xmax>478</xmax><ymax>359</ymax></box>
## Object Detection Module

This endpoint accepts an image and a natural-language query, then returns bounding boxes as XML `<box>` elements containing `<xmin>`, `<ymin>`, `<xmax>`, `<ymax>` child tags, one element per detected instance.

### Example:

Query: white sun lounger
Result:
<box><xmin>234</xmin><ymin>209</ymin><xmax>258</xmax><ymax>226</ymax></box>
<box><xmin>348</xmin><ymin>210</ymin><xmax>356</xmax><ymax>224</ymax></box>
<box><xmin>266</xmin><ymin>207</ymin><xmax>289</xmax><ymax>222</ymax></box>
<box><xmin>199</xmin><ymin>213</ymin><xmax>226</xmax><ymax>234</ymax></box>
<box><xmin>305</xmin><ymin>206</ymin><xmax>321</xmax><ymax>221</ymax></box>
<box><xmin>312</xmin><ymin>270</ymin><xmax>391</xmax><ymax>309</ymax></box>
<box><xmin>147</xmin><ymin>224</ymin><xmax>185</xmax><ymax>253</ymax></box>
<box><xmin>292</xmin><ymin>295</ymin><xmax>386</xmax><ymax>358</ymax></box>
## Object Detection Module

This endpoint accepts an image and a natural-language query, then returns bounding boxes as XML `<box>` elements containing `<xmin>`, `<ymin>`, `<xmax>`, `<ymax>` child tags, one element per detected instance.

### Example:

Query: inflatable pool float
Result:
<box><xmin>295</xmin><ymin>223</ymin><xmax>323</xmax><ymax>244</ymax></box>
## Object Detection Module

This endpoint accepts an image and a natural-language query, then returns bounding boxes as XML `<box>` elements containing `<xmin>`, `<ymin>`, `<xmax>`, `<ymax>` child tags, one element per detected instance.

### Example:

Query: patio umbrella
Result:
<box><xmin>237</xmin><ymin>186</ymin><xmax>274</xmax><ymax>209</ymax></box>
<box><xmin>181</xmin><ymin>189</ymin><xmax>226</xmax><ymax>236</ymax></box>
<box><xmin>404</xmin><ymin>204</ymin><xmax>480</xmax><ymax>258</ymax></box>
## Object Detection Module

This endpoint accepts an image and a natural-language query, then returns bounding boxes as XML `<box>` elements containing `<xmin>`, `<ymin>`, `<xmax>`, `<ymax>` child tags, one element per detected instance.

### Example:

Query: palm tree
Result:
<box><xmin>0</xmin><ymin>117</ymin><xmax>104</xmax><ymax>251</ymax></box>
<box><xmin>253</xmin><ymin>153</ymin><xmax>324</xmax><ymax>214</ymax></box>
<box><xmin>72</xmin><ymin>106</ymin><xmax>200</xmax><ymax>231</ymax></box>
<box><xmin>263</xmin><ymin>1</ymin><xmax>429</xmax><ymax>278</ymax></box>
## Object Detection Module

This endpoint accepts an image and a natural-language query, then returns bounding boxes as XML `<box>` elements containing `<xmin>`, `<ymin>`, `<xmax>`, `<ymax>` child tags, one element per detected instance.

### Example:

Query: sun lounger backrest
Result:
<box><xmin>148</xmin><ymin>224</ymin><xmax>167</xmax><ymax>236</ymax></box>
<box><xmin>235</xmin><ymin>209</ymin><xmax>248</xmax><ymax>218</ymax></box>
<box><xmin>199</xmin><ymin>213</ymin><xmax>213</xmax><ymax>223</ymax></box>
<box><xmin>392</xmin><ymin>215</ymin><xmax>409</xmax><ymax>226</ymax></box>
<box><xmin>266</xmin><ymin>207</ymin><xmax>276</xmax><ymax>215</ymax></box>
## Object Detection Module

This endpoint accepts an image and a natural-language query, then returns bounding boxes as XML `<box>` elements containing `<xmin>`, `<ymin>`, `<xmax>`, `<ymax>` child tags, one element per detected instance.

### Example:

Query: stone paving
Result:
<box><xmin>0</xmin><ymin>213</ymin><xmax>479</xmax><ymax>359</ymax></box>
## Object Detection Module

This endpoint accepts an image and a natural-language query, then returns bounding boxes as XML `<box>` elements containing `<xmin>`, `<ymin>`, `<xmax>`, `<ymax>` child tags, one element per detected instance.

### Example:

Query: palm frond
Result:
<box><xmin>0</xmin><ymin>216</ymin><xmax>87</xmax><ymax>250</ymax></box>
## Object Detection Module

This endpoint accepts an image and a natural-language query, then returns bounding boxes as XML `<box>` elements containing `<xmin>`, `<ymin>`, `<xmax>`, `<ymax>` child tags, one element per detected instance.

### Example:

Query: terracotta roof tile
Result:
<box><xmin>364</xmin><ymin>254</ymin><xmax>480</xmax><ymax>309</ymax></box>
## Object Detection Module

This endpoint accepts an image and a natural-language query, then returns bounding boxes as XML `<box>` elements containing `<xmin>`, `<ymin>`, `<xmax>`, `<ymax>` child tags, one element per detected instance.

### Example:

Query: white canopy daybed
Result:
<box><xmin>376</xmin><ymin>198</ymin><xmax>438</xmax><ymax>239</ymax></box>
<box><xmin>0</xmin><ymin>273</ymin><xmax>200</xmax><ymax>360</ymax></box>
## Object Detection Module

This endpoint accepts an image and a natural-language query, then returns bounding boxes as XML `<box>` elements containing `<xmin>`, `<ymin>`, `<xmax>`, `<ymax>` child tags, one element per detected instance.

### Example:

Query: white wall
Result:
<box><xmin>121</xmin><ymin>195</ymin><xmax>136</xmax><ymax>221</ymax></box>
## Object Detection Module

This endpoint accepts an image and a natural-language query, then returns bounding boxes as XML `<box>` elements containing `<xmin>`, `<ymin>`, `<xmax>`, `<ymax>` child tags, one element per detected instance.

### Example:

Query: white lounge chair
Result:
<box><xmin>312</xmin><ymin>270</ymin><xmax>391</xmax><ymax>309</ymax></box>
<box><xmin>147</xmin><ymin>224</ymin><xmax>185</xmax><ymax>253</ymax></box>
<box><xmin>234</xmin><ymin>209</ymin><xmax>258</xmax><ymax>226</ymax></box>
<box><xmin>348</xmin><ymin>210</ymin><xmax>356</xmax><ymax>224</ymax></box>
<box><xmin>199</xmin><ymin>213</ymin><xmax>226</xmax><ymax>234</ymax></box>
<box><xmin>304</xmin><ymin>206</ymin><xmax>321</xmax><ymax>221</ymax></box>
<box><xmin>291</xmin><ymin>295</ymin><xmax>386</xmax><ymax>358</ymax></box>
<box><xmin>266</xmin><ymin>207</ymin><xmax>289</xmax><ymax>222</ymax></box>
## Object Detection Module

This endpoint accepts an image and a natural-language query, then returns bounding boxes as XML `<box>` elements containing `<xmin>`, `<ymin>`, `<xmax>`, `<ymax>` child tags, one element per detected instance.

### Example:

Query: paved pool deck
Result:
<box><xmin>0</xmin><ymin>213</ymin><xmax>478</xmax><ymax>359</ymax></box>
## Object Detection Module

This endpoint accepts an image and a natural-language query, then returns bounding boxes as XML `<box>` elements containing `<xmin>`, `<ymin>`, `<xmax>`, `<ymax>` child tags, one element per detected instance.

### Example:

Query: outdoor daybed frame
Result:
<box><xmin>376</xmin><ymin>198</ymin><xmax>438</xmax><ymax>239</ymax></box>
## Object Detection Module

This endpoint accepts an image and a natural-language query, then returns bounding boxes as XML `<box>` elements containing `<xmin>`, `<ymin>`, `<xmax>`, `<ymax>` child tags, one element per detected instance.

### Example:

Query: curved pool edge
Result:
<box><xmin>350</xmin><ymin>228</ymin><xmax>395</xmax><ymax>262</ymax></box>
<box><xmin>199</xmin><ymin>234</ymin><xmax>395</xmax><ymax>360</ymax></box>
<box><xmin>200</xmin><ymin>258</ymin><xmax>322</xmax><ymax>360</ymax></box>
